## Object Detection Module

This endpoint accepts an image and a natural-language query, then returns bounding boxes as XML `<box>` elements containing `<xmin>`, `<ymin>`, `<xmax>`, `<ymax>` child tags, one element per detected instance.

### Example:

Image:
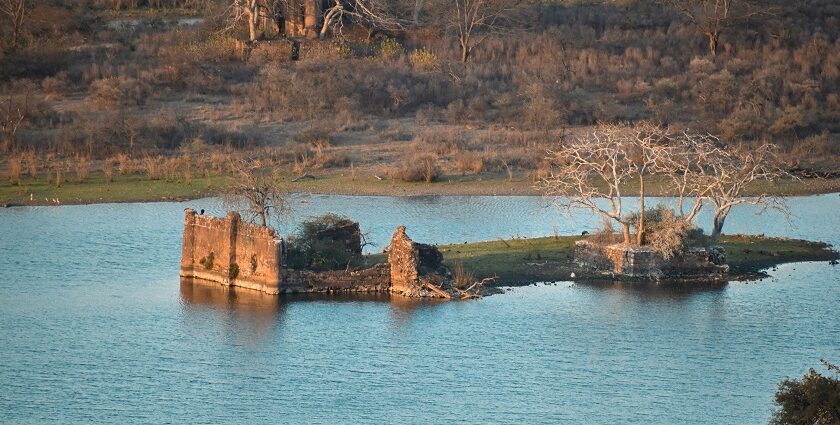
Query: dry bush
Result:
<box><xmin>293</xmin><ymin>129</ymin><xmax>332</xmax><ymax>148</ymax></box>
<box><xmin>453</xmin><ymin>262</ymin><xmax>475</xmax><ymax>290</ymax></box>
<box><xmin>409</xmin><ymin>47</ymin><xmax>439</xmax><ymax>71</ymax></box>
<box><xmin>636</xmin><ymin>207</ymin><xmax>696</xmax><ymax>260</ymax></box>
<box><xmin>400</xmin><ymin>154</ymin><xmax>440</xmax><ymax>183</ymax></box>
<box><xmin>182</xmin><ymin>154</ymin><xmax>192</xmax><ymax>185</ymax></box>
<box><xmin>42</xmin><ymin>71</ymin><xmax>72</xmax><ymax>98</ymax></box>
<box><xmin>6</xmin><ymin>155</ymin><xmax>22</xmax><ymax>185</ymax></box>
<box><xmin>115</xmin><ymin>154</ymin><xmax>132</xmax><ymax>175</ymax></box>
<box><xmin>87</xmin><ymin>77</ymin><xmax>150</xmax><ymax>110</ymax></box>
<box><xmin>103</xmin><ymin>158</ymin><xmax>115</xmax><ymax>183</ymax></box>
<box><xmin>142</xmin><ymin>156</ymin><xmax>162</xmax><ymax>180</ymax></box>
<box><xmin>532</xmin><ymin>160</ymin><xmax>552</xmax><ymax>183</ymax></box>
<box><xmin>313</xmin><ymin>149</ymin><xmax>351</xmax><ymax>169</ymax></box>
<box><xmin>454</xmin><ymin>150</ymin><xmax>485</xmax><ymax>175</ymax></box>
<box><xmin>162</xmin><ymin>157</ymin><xmax>180</xmax><ymax>182</ymax></box>
<box><xmin>22</xmin><ymin>151</ymin><xmax>38</xmax><ymax>179</ymax></box>
<box><xmin>74</xmin><ymin>156</ymin><xmax>90</xmax><ymax>182</ymax></box>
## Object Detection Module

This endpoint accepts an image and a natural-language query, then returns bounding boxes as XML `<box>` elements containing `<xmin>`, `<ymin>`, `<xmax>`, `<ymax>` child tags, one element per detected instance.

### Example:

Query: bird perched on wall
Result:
<box><xmin>200</xmin><ymin>209</ymin><xmax>204</xmax><ymax>215</ymax></box>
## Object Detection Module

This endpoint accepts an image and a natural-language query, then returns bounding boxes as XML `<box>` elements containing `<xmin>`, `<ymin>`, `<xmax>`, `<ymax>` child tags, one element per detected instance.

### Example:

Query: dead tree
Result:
<box><xmin>660</xmin><ymin>0</ymin><xmax>765</xmax><ymax>56</ymax></box>
<box><xmin>319</xmin><ymin>0</ymin><xmax>405</xmax><ymax>40</ymax></box>
<box><xmin>654</xmin><ymin>131</ymin><xmax>724</xmax><ymax>224</ymax></box>
<box><xmin>223</xmin><ymin>159</ymin><xmax>289</xmax><ymax>228</ymax></box>
<box><xmin>540</xmin><ymin>125</ymin><xmax>646</xmax><ymax>245</ymax></box>
<box><xmin>0</xmin><ymin>0</ymin><xmax>26</xmax><ymax>49</ymax></box>
<box><xmin>428</xmin><ymin>0</ymin><xmax>529</xmax><ymax>63</ymax></box>
<box><xmin>704</xmin><ymin>143</ymin><xmax>790</xmax><ymax>242</ymax></box>
<box><xmin>1</xmin><ymin>96</ymin><xmax>25</xmax><ymax>153</ymax></box>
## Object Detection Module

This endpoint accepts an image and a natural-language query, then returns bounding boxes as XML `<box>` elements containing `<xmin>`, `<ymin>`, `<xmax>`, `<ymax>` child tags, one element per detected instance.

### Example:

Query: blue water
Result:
<box><xmin>1</xmin><ymin>194</ymin><xmax>838</xmax><ymax>424</ymax></box>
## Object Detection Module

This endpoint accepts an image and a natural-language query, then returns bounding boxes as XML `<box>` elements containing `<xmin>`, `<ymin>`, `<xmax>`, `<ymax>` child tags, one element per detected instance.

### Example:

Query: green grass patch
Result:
<box><xmin>365</xmin><ymin>234</ymin><xmax>838</xmax><ymax>285</ymax></box>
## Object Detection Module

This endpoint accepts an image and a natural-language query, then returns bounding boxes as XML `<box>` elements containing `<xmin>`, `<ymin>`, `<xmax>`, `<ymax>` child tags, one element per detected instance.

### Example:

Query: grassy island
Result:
<box><xmin>365</xmin><ymin>234</ymin><xmax>838</xmax><ymax>286</ymax></box>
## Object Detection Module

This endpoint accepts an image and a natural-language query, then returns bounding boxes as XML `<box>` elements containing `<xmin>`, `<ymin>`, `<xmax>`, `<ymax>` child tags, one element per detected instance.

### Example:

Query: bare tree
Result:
<box><xmin>661</xmin><ymin>0</ymin><xmax>764</xmax><ymax>56</ymax></box>
<box><xmin>1</xmin><ymin>96</ymin><xmax>25</xmax><ymax>153</ymax></box>
<box><xmin>540</xmin><ymin>124</ymin><xmax>658</xmax><ymax>245</ymax></box>
<box><xmin>223</xmin><ymin>159</ymin><xmax>289</xmax><ymax>228</ymax></box>
<box><xmin>654</xmin><ymin>131</ymin><xmax>724</xmax><ymax>223</ymax></box>
<box><xmin>704</xmin><ymin>142</ymin><xmax>790</xmax><ymax>242</ymax></box>
<box><xmin>319</xmin><ymin>0</ymin><xmax>405</xmax><ymax>39</ymax></box>
<box><xmin>425</xmin><ymin>0</ymin><xmax>529</xmax><ymax>63</ymax></box>
<box><xmin>0</xmin><ymin>0</ymin><xmax>26</xmax><ymax>49</ymax></box>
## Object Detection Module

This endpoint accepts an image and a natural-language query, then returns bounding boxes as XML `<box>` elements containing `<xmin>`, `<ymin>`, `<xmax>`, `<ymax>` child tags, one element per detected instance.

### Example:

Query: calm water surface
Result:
<box><xmin>1</xmin><ymin>194</ymin><xmax>839</xmax><ymax>424</ymax></box>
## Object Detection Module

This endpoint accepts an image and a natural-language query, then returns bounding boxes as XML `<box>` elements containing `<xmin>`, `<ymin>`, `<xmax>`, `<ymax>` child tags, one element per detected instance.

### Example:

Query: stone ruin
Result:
<box><xmin>573</xmin><ymin>240</ymin><xmax>729</xmax><ymax>280</ymax></box>
<box><xmin>180</xmin><ymin>210</ymin><xmax>481</xmax><ymax>299</ymax></box>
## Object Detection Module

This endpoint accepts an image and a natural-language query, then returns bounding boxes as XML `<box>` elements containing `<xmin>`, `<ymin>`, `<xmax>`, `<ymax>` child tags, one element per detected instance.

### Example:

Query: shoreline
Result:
<box><xmin>4</xmin><ymin>172</ymin><xmax>840</xmax><ymax>207</ymax></box>
<box><xmin>423</xmin><ymin>235</ymin><xmax>839</xmax><ymax>286</ymax></box>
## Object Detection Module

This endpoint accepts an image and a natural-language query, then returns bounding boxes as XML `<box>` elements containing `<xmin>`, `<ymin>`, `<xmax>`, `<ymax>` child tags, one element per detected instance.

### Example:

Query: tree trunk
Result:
<box><xmin>636</xmin><ymin>174</ymin><xmax>645</xmax><ymax>246</ymax></box>
<box><xmin>707</xmin><ymin>31</ymin><xmax>719</xmax><ymax>56</ymax></box>
<box><xmin>710</xmin><ymin>212</ymin><xmax>726</xmax><ymax>243</ymax></box>
<box><xmin>304</xmin><ymin>0</ymin><xmax>321</xmax><ymax>39</ymax></box>
<box><xmin>622</xmin><ymin>223</ymin><xmax>631</xmax><ymax>245</ymax></box>
<box><xmin>247</xmin><ymin>2</ymin><xmax>259</xmax><ymax>42</ymax></box>
<box><xmin>460</xmin><ymin>42</ymin><xmax>470</xmax><ymax>63</ymax></box>
<box><xmin>412</xmin><ymin>0</ymin><xmax>424</xmax><ymax>26</ymax></box>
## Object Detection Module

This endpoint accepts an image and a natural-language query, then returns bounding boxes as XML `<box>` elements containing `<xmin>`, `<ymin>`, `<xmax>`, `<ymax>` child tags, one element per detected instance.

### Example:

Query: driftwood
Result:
<box><xmin>291</xmin><ymin>173</ymin><xmax>317</xmax><ymax>182</ymax></box>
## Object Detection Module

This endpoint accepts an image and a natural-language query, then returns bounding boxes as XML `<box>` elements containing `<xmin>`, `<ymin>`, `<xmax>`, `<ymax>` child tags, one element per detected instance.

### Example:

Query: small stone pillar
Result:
<box><xmin>388</xmin><ymin>226</ymin><xmax>420</xmax><ymax>295</ymax></box>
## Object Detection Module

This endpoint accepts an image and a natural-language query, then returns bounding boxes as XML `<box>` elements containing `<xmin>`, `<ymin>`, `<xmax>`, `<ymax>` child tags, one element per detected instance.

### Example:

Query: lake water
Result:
<box><xmin>1</xmin><ymin>194</ymin><xmax>838</xmax><ymax>424</ymax></box>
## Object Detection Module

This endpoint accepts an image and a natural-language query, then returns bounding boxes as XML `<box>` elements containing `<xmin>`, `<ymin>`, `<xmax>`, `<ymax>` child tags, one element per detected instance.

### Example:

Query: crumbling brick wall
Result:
<box><xmin>180</xmin><ymin>209</ymin><xmax>284</xmax><ymax>294</ymax></box>
<box><xmin>388</xmin><ymin>226</ymin><xmax>420</xmax><ymax>295</ymax></box>
<box><xmin>574</xmin><ymin>240</ymin><xmax>728</xmax><ymax>279</ymax></box>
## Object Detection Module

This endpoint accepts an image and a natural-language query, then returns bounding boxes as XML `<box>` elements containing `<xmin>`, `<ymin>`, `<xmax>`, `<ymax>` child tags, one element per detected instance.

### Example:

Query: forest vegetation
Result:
<box><xmin>2</xmin><ymin>0</ymin><xmax>840</xmax><ymax>204</ymax></box>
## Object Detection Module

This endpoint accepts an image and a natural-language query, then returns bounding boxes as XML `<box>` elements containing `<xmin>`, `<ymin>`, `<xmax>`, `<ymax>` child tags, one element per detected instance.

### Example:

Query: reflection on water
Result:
<box><xmin>579</xmin><ymin>280</ymin><xmax>728</xmax><ymax>299</ymax></box>
<box><xmin>1</xmin><ymin>194</ymin><xmax>839</xmax><ymax>424</ymax></box>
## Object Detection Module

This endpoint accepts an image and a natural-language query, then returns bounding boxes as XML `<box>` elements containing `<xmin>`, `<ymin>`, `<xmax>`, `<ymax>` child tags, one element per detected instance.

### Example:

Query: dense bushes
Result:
<box><xmin>286</xmin><ymin>214</ymin><xmax>364</xmax><ymax>271</ymax></box>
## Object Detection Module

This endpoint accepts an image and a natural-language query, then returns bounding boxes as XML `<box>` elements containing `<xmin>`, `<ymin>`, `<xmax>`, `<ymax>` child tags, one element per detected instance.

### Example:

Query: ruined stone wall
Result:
<box><xmin>281</xmin><ymin>264</ymin><xmax>391</xmax><ymax>294</ymax></box>
<box><xmin>180</xmin><ymin>209</ymin><xmax>284</xmax><ymax>294</ymax></box>
<box><xmin>388</xmin><ymin>226</ymin><xmax>420</xmax><ymax>296</ymax></box>
<box><xmin>182</xmin><ymin>218</ymin><xmax>458</xmax><ymax>298</ymax></box>
<box><xmin>574</xmin><ymin>240</ymin><xmax>728</xmax><ymax>279</ymax></box>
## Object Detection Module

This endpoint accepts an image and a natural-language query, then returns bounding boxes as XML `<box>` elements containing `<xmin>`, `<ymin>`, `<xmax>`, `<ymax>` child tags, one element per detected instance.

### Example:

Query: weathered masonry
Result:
<box><xmin>574</xmin><ymin>241</ymin><xmax>729</xmax><ymax>279</ymax></box>
<box><xmin>180</xmin><ymin>210</ymin><xmax>476</xmax><ymax>298</ymax></box>
<box><xmin>180</xmin><ymin>209</ymin><xmax>285</xmax><ymax>294</ymax></box>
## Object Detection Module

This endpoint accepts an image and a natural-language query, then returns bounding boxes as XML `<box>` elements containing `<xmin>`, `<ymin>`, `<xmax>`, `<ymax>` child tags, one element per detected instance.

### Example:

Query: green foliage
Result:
<box><xmin>286</xmin><ymin>214</ymin><xmax>364</xmax><ymax>271</ymax></box>
<box><xmin>771</xmin><ymin>361</ymin><xmax>840</xmax><ymax>425</ymax></box>
<box><xmin>228</xmin><ymin>262</ymin><xmax>239</xmax><ymax>279</ymax></box>
<box><xmin>199</xmin><ymin>252</ymin><xmax>214</xmax><ymax>270</ymax></box>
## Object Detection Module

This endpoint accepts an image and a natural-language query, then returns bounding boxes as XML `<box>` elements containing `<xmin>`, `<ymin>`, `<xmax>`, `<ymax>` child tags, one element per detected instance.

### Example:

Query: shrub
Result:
<box><xmin>6</xmin><ymin>155</ymin><xmax>22</xmax><ymax>185</ymax></box>
<box><xmin>630</xmin><ymin>206</ymin><xmax>697</xmax><ymax>260</ymax></box>
<box><xmin>286</xmin><ymin>214</ymin><xmax>364</xmax><ymax>271</ymax></box>
<box><xmin>199</xmin><ymin>252</ymin><xmax>215</xmax><ymax>270</ymax></box>
<box><xmin>454</xmin><ymin>150</ymin><xmax>484</xmax><ymax>175</ymax></box>
<box><xmin>409</xmin><ymin>47</ymin><xmax>439</xmax><ymax>71</ymax></box>
<box><xmin>74</xmin><ymin>156</ymin><xmax>89</xmax><ymax>183</ymax></box>
<box><xmin>400</xmin><ymin>154</ymin><xmax>440</xmax><ymax>183</ymax></box>
<box><xmin>378</xmin><ymin>37</ymin><xmax>404</xmax><ymax>58</ymax></box>
<box><xmin>771</xmin><ymin>360</ymin><xmax>840</xmax><ymax>425</ymax></box>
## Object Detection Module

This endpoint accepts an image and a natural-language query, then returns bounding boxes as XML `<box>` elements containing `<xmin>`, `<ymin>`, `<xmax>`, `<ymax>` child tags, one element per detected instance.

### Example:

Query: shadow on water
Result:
<box><xmin>180</xmin><ymin>279</ymin><xmax>447</xmax><ymax>322</ymax></box>
<box><xmin>576</xmin><ymin>279</ymin><xmax>729</xmax><ymax>301</ymax></box>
